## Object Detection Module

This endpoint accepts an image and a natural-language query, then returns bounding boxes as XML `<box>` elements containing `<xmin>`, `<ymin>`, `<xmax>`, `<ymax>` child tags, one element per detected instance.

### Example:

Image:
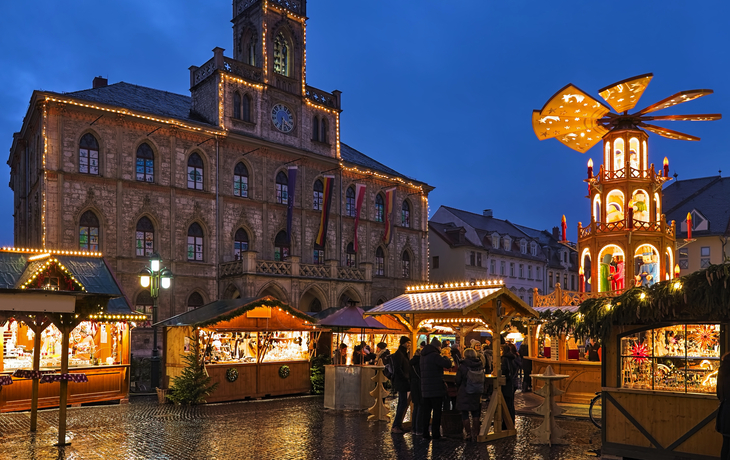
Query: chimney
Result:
<box><xmin>93</xmin><ymin>76</ymin><xmax>108</xmax><ymax>89</ymax></box>
<box><xmin>483</xmin><ymin>209</ymin><xmax>493</xmax><ymax>217</ymax></box>
<box><xmin>552</xmin><ymin>226</ymin><xmax>560</xmax><ymax>240</ymax></box>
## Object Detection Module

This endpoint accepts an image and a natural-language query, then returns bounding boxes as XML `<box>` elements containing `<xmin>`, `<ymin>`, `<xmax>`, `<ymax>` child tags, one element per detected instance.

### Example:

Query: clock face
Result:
<box><xmin>271</xmin><ymin>103</ymin><xmax>295</xmax><ymax>133</ymax></box>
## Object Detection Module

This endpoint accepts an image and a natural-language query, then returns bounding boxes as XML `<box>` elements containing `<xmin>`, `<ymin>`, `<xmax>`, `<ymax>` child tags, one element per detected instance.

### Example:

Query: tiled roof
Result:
<box><xmin>339</xmin><ymin>143</ymin><xmax>416</xmax><ymax>181</ymax></box>
<box><xmin>439</xmin><ymin>207</ymin><xmax>530</xmax><ymax>239</ymax></box>
<box><xmin>663</xmin><ymin>176</ymin><xmax>730</xmax><ymax>237</ymax></box>
<box><xmin>64</xmin><ymin>82</ymin><xmax>210</xmax><ymax>125</ymax></box>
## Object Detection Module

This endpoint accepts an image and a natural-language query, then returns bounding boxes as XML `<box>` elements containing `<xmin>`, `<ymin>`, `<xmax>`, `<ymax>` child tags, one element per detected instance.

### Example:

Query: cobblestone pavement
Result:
<box><xmin>0</xmin><ymin>396</ymin><xmax>601</xmax><ymax>460</ymax></box>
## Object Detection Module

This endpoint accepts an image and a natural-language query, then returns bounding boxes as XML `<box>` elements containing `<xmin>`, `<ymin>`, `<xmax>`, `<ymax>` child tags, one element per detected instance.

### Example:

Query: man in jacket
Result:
<box><xmin>420</xmin><ymin>337</ymin><xmax>453</xmax><ymax>439</ymax></box>
<box><xmin>409</xmin><ymin>348</ymin><xmax>423</xmax><ymax>435</ymax></box>
<box><xmin>391</xmin><ymin>336</ymin><xmax>411</xmax><ymax>434</ymax></box>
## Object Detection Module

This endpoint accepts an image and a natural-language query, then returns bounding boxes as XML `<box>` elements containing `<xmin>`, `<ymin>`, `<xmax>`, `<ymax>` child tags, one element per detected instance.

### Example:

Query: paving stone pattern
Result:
<box><xmin>0</xmin><ymin>396</ymin><xmax>601</xmax><ymax>459</ymax></box>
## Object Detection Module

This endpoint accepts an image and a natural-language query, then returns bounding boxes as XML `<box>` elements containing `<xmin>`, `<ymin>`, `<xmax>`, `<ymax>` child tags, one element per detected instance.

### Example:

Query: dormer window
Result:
<box><xmin>492</xmin><ymin>235</ymin><xmax>499</xmax><ymax>248</ymax></box>
<box><xmin>530</xmin><ymin>242</ymin><xmax>537</xmax><ymax>256</ymax></box>
<box><xmin>520</xmin><ymin>240</ymin><xmax>527</xmax><ymax>254</ymax></box>
<box><xmin>503</xmin><ymin>237</ymin><xmax>511</xmax><ymax>251</ymax></box>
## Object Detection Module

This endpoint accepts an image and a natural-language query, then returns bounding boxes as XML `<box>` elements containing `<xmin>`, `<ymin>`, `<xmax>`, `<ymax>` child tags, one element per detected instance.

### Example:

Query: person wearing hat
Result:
<box><xmin>390</xmin><ymin>336</ymin><xmax>412</xmax><ymax>433</ymax></box>
<box><xmin>420</xmin><ymin>337</ymin><xmax>454</xmax><ymax>439</ymax></box>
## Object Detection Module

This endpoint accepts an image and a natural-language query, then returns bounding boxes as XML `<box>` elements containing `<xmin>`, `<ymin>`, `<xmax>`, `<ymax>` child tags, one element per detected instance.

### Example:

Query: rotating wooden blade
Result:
<box><xmin>598</xmin><ymin>73</ymin><xmax>653</xmax><ymax>113</ymax></box>
<box><xmin>532</xmin><ymin>110</ymin><xmax>608</xmax><ymax>140</ymax></box>
<box><xmin>640</xmin><ymin>123</ymin><xmax>700</xmax><ymax>141</ymax></box>
<box><xmin>642</xmin><ymin>114</ymin><xmax>722</xmax><ymax>122</ymax></box>
<box><xmin>556</xmin><ymin>131</ymin><xmax>604</xmax><ymax>154</ymax></box>
<box><xmin>538</xmin><ymin>84</ymin><xmax>611</xmax><ymax>120</ymax></box>
<box><xmin>636</xmin><ymin>89</ymin><xmax>714</xmax><ymax>115</ymax></box>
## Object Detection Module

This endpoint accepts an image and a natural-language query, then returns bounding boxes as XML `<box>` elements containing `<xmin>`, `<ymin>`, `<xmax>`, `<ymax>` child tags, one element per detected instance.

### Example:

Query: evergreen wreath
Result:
<box><xmin>279</xmin><ymin>365</ymin><xmax>290</xmax><ymax>379</ymax></box>
<box><xmin>226</xmin><ymin>368</ymin><xmax>239</xmax><ymax>382</ymax></box>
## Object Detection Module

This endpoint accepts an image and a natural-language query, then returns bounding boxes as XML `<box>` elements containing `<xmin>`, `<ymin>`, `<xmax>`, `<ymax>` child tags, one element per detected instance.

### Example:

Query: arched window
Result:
<box><xmin>136</xmin><ymin>143</ymin><xmax>154</xmax><ymax>182</ymax></box>
<box><xmin>187</xmin><ymin>292</ymin><xmax>205</xmax><ymax>312</ymax></box>
<box><xmin>242</xmin><ymin>94</ymin><xmax>252</xmax><ymax>123</ymax></box>
<box><xmin>312</xmin><ymin>116</ymin><xmax>319</xmax><ymax>142</ymax></box>
<box><xmin>234</xmin><ymin>162</ymin><xmax>249</xmax><ymax>197</ymax></box>
<box><xmin>187</xmin><ymin>222</ymin><xmax>204</xmax><ymax>261</ymax></box>
<box><xmin>274</xmin><ymin>230</ymin><xmax>289</xmax><ymax>261</ymax></box>
<box><xmin>135</xmin><ymin>216</ymin><xmax>154</xmax><ymax>257</ymax></box>
<box><xmin>135</xmin><ymin>290</ymin><xmax>153</xmax><ymax>328</ymax></box>
<box><xmin>234</xmin><ymin>228</ymin><xmax>249</xmax><ymax>259</ymax></box>
<box><xmin>313</xmin><ymin>179</ymin><xmax>324</xmax><ymax>211</ymax></box>
<box><xmin>79</xmin><ymin>210</ymin><xmax>100</xmax><ymax>251</ymax></box>
<box><xmin>313</xmin><ymin>244</ymin><xmax>325</xmax><ymax>265</ymax></box>
<box><xmin>276</xmin><ymin>171</ymin><xmax>288</xmax><ymax>205</ymax></box>
<box><xmin>310</xmin><ymin>298</ymin><xmax>322</xmax><ymax>313</ymax></box>
<box><xmin>233</xmin><ymin>92</ymin><xmax>242</xmax><ymax>119</ymax></box>
<box><xmin>375</xmin><ymin>194</ymin><xmax>385</xmax><ymax>222</ymax></box>
<box><xmin>401</xmin><ymin>201</ymin><xmax>410</xmax><ymax>228</ymax></box>
<box><xmin>79</xmin><ymin>133</ymin><xmax>99</xmax><ymax>175</ymax></box>
<box><xmin>346</xmin><ymin>186</ymin><xmax>356</xmax><ymax>217</ymax></box>
<box><xmin>273</xmin><ymin>32</ymin><xmax>289</xmax><ymax>76</ymax></box>
<box><xmin>321</xmin><ymin>118</ymin><xmax>328</xmax><ymax>143</ymax></box>
<box><xmin>187</xmin><ymin>153</ymin><xmax>204</xmax><ymax>190</ymax></box>
<box><xmin>375</xmin><ymin>247</ymin><xmax>385</xmax><ymax>276</ymax></box>
<box><xmin>346</xmin><ymin>242</ymin><xmax>356</xmax><ymax>267</ymax></box>
<box><xmin>401</xmin><ymin>251</ymin><xmax>411</xmax><ymax>278</ymax></box>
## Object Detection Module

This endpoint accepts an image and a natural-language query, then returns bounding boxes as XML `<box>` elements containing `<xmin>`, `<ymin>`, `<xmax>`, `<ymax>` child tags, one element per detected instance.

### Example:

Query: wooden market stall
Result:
<box><xmin>366</xmin><ymin>280</ymin><xmax>538</xmax><ymax>442</ymax></box>
<box><xmin>157</xmin><ymin>296</ymin><xmax>317</xmax><ymax>403</ymax></box>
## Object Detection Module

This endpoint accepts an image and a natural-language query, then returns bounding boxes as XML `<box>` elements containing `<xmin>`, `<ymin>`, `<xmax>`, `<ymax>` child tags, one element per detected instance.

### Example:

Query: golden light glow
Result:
<box><xmin>663</xmin><ymin>157</ymin><xmax>669</xmax><ymax>167</ymax></box>
<box><xmin>28</xmin><ymin>253</ymin><xmax>51</xmax><ymax>261</ymax></box>
<box><xmin>675</xmin><ymin>264</ymin><xmax>681</xmax><ymax>276</ymax></box>
<box><xmin>673</xmin><ymin>281</ymin><xmax>682</xmax><ymax>290</ymax></box>
<box><xmin>639</xmin><ymin>292</ymin><xmax>646</xmax><ymax>300</ymax></box>
<box><xmin>0</xmin><ymin>247</ymin><xmax>102</xmax><ymax>257</ymax></box>
<box><xmin>598</xmin><ymin>73</ymin><xmax>653</xmax><ymax>113</ymax></box>
<box><xmin>406</xmin><ymin>279</ymin><xmax>505</xmax><ymax>293</ymax></box>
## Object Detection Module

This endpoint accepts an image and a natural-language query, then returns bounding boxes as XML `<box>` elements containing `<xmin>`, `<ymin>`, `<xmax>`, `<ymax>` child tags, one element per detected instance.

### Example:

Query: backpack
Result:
<box><xmin>382</xmin><ymin>354</ymin><xmax>394</xmax><ymax>380</ymax></box>
<box><xmin>465</xmin><ymin>368</ymin><xmax>485</xmax><ymax>394</ymax></box>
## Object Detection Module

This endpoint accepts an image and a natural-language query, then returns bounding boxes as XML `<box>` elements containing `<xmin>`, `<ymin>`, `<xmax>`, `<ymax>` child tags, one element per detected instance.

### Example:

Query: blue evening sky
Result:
<box><xmin>1</xmin><ymin>1</ymin><xmax>728</xmax><ymax>246</ymax></box>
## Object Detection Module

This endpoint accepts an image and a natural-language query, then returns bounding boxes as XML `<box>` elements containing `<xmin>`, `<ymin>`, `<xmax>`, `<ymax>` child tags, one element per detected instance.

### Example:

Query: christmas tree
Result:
<box><xmin>166</xmin><ymin>334</ymin><xmax>218</xmax><ymax>405</ymax></box>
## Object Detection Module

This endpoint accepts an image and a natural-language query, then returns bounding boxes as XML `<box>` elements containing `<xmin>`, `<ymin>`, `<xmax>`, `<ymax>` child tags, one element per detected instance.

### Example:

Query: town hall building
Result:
<box><xmin>8</xmin><ymin>0</ymin><xmax>432</xmax><ymax>354</ymax></box>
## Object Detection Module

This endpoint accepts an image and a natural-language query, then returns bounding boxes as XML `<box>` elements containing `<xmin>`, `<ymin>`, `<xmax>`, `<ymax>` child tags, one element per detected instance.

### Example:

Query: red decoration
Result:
<box><xmin>630</xmin><ymin>342</ymin><xmax>650</xmax><ymax>363</ymax></box>
<box><xmin>587</xmin><ymin>158</ymin><xmax>593</xmax><ymax>179</ymax></box>
<box><xmin>686</xmin><ymin>212</ymin><xmax>692</xmax><ymax>239</ymax></box>
<box><xmin>561</xmin><ymin>215</ymin><xmax>567</xmax><ymax>241</ymax></box>
<box><xmin>627</xmin><ymin>207</ymin><xmax>634</xmax><ymax>229</ymax></box>
<box><xmin>663</xmin><ymin>157</ymin><xmax>669</xmax><ymax>178</ymax></box>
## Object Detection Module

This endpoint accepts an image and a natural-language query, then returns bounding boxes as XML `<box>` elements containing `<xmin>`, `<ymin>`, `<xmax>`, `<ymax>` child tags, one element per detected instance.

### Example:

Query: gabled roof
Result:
<box><xmin>428</xmin><ymin>221</ymin><xmax>480</xmax><ymax>248</ymax></box>
<box><xmin>439</xmin><ymin>206</ymin><xmax>529</xmax><ymax>239</ymax></box>
<box><xmin>340</xmin><ymin>143</ymin><xmax>426</xmax><ymax>185</ymax></box>
<box><xmin>664</xmin><ymin>176</ymin><xmax>730</xmax><ymax>237</ymax></box>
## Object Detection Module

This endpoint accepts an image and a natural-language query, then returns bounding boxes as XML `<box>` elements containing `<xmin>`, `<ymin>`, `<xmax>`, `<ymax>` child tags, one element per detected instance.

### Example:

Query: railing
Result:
<box><xmin>257</xmin><ymin>260</ymin><xmax>292</xmax><ymax>276</ymax></box>
<box><xmin>594</xmin><ymin>165</ymin><xmax>664</xmax><ymax>183</ymax></box>
<box><xmin>338</xmin><ymin>267</ymin><xmax>365</xmax><ymax>281</ymax></box>
<box><xmin>578</xmin><ymin>219</ymin><xmax>675</xmax><ymax>239</ymax></box>
<box><xmin>235</xmin><ymin>0</ymin><xmax>305</xmax><ymax>16</ymax></box>
<box><xmin>192</xmin><ymin>57</ymin><xmax>217</xmax><ymax>87</ymax></box>
<box><xmin>300</xmin><ymin>263</ymin><xmax>330</xmax><ymax>279</ymax></box>
<box><xmin>223</xmin><ymin>57</ymin><xmax>263</xmax><ymax>83</ymax></box>
<box><xmin>220</xmin><ymin>260</ymin><xmax>244</xmax><ymax>277</ymax></box>
<box><xmin>533</xmin><ymin>284</ymin><xmax>625</xmax><ymax>308</ymax></box>
<box><xmin>305</xmin><ymin>85</ymin><xmax>339</xmax><ymax>109</ymax></box>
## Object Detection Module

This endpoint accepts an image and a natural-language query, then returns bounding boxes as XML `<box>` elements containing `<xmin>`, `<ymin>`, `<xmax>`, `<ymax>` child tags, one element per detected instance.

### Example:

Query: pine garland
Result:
<box><xmin>166</xmin><ymin>334</ymin><xmax>219</xmax><ymax>405</ymax></box>
<box><xmin>309</xmin><ymin>355</ymin><xmax>331</xmax><ymax>395</ymax></box>
<box><xmin>540</xmin><ymin>263</ymin><xmax>730</xmax><ymax>340</ymax></box>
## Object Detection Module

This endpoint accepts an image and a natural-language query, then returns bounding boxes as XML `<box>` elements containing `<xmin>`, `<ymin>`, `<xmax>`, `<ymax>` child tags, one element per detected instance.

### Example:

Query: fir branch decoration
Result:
<box><xmin>310</xmin><ymin>355</ymin><xmax>331</xmax><ymax>395</ymax></box>
<box><xmin>166</xmin><ymin>334</ymin><xmax>219</xmax><ymax>405</ymax></box>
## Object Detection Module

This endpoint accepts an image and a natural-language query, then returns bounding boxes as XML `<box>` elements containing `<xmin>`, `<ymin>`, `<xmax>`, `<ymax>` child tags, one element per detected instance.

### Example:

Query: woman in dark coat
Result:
<box><xmin>716</xmin><ymin>351</ymin><xmax>730</xmax><ymax>459</ymax></box>
<box><xmin>420</xmin><ymin>337</ymin><xmax>453</xmax><ymax>439</ymax></box>
<box><xmin>409</xmin><ymin>350</ymin><xmax>423</xmax><ymax>435</ymax></box>
<box><xmin>455</xmin><ymin>348</ymin><xmax>484</xmax><ymax>441</ymax></box>
<box><xmin>501</xmin><ymin>344</ymin><xmax>517</xmax><ymax>424</ymax></box>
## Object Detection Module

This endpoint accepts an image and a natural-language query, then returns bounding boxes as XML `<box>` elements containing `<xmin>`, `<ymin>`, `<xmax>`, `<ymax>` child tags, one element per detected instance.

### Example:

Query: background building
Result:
<box><xmin>429</xmin><ymin>206</ymin><xmax>577</xmax><ymax>305</ymax></box>
<box><xmin>7</xmin><ymin>0</ymin><xmax>432</xmax><ymax>354</ymax></box>
<box><xmin>664</xmin><ymin>175</ymin><xmax>730</xmax><ymax>275</ymax></box>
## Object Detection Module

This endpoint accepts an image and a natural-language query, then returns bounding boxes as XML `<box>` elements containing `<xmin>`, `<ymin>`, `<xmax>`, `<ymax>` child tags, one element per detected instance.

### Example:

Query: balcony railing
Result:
<box><xmin>338</xmin><ymin>267</ymin><xmax>365</xmax><ymax>281</ymax></box>
<box><xmin>533</xmin><ymin>284</ymin><xmax>625</xmax><ymax>308</ymax></box>
<box><xmin>578</xmin><ymin>219</ymin><xmax>675</xmax><ymax>239</ymax></box>
<box><xmin>219</xmin><ymin>258</ymin><xmax>368</xmax><ymax>281</ymax></box>
<box><xmin>257</xmin><ymin>260</ymin><xmax>291</xmax><ymax>276</ymax></box>
<box><xmin>592</xmin><ymin>165</ymin><xmax>665</xmax><ymax>183</ymax></box>
<box><xmin>300</xmin><ymin>263</ymin><xmax>330</xmax><ymax>279</ymax></box>
<box><xmin>305</xmin><ymin>85</ymin><xmax>340</xmax><ymax>109</ymax></box>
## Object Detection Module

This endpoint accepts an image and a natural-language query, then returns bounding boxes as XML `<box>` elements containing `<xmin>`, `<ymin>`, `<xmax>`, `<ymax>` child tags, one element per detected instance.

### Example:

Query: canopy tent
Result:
<box><xmin>0</xmin><ymin>247</ymin><xmax>142</xmax><ymax>446</ymax></box>
<box><xmin>317</xmin><ymin>305</ymin><xmax>386</xmax><ymax>330</ymax></box>
<box><xmin>366</xmin><ymin>282</ymin><xmax>538</xmax><ymax>443</ymax></box>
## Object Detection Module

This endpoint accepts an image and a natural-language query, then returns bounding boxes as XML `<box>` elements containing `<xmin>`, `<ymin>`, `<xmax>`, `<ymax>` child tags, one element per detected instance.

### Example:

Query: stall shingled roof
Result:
<box><xmin>154</xmin><ymin>296</ymin><xmax>315</xmax><ymax>328</ymax></box>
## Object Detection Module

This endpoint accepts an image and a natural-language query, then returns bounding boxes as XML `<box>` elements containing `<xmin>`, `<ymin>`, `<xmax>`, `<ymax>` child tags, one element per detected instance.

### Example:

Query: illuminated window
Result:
<box><xmin>401</xmin><ymin>201</ymin><xmax>410</xmax><ymax>228</ymax></box>
<box><xmin>375</xmin><ymin>247</ymin><xmax>385</xmax><ymax>276</ymax></box>
<box><xmin>234</xmin><ymin>228</ymin><xmax>249</xmax><ymax>259</ymax></box>
<box><xmin>346</xmin><ymin>186</ymin><xmax>356</xmax><ymax>217</ymax></box>
<box><xmin>314</xmin><ymin>244</ymin><xmax>325</xmax><ymax>265</ymax></box>
<box><xmin>187</xmin><ymin>292</ymin><xmax>205</xmax><ymax>312</ymax></box>
<box><xmin>135</xmin><ymin>216</ymin><xmax>154</xmax><ymax>257</ymax></box>
<box><xmin>276</xmin><ymin>171</ymin><xmax>288</xmax><ymax>205</ymax></box>
<box><xmin>614</xmin><ymin>138</ymin><xmax>625</xmax><ymax>172</ymax></box>
<box><xmin>313</xmin><ymin>179</ymin><xmax>324</xmax><ymax>211</ymax></box>
<box><xmin>273</xmin><ymin>32</ymin><xmax>289</xmax><ymax>76</ymax></box>
<box><xmin>375</xmin><ymin>194</ymin><xmax>385</xmax><ymax>222</ymax></box>
<box><xmin>274</xmin><ymin>230</ymin><xmax>289</xmax><ymax>261</ymax></box>
<box><xmin>346</xmin><ymin>242</ymin><xmax>356</xmax><ymax>267</ymax></box>
<box><xmin>234</xmin><ymin>92</ymin><xmax>241</xmax><ymax>119</ymax></box>
<box><xmin>79</xmin><ymin>133</ymin><xmax>99</xmax><ymax>175</ymax></box>
<box><xmin>312</xmin><ymin>116</ymin><xmax>319</xmax><ymax>141</ymax></box>
<box><xmin>187</xmin><ymin>223</ymin><xmax>204</xmax><ymax>261</ymax></box>
<box><xmin>234</xmin><ymin>162</ymin><xmax>249</xmax><ymax>197</ymax></box>
<box><xmin>401</xmin><ymin>252</ymin><xmax>410</xmax><ymax>278</ymax></box>
<box><xmin>187</xmin><ymin>153</ymin><xmax>204</xmax><ymax>190</ymax></box>
<box><xmin>79</xmin><ymin>210</ymin><xmax>99</xmax><ymax>251</ymax></box>
<box><xmin>136</xmin><ymin>143</ymin><xmax>154</xmax><ymax>182</ymax></box>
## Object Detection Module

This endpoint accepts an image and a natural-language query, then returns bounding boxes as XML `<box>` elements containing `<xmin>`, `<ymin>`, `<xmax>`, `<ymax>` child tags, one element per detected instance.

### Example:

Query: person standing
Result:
<box><xmin>716</xmin><ymin>351</ymin><xmax>730</xmax><ymax>459</ymax></box>
<box><xmin>455</xmin><ymin>348</ymin><xmax>484</xmax><ymax>441</ymax></box>
<box><xmin>391</xmin><ymin>336</ymin><xmax>412</xmax><ymax>434</ymax></box>
<box><xmin>334</xmin><ymin>343</ymin><xmax>348</xmax><ymax>365</ymax></box>
<box><xmin>409</xmin><ymin>347</ymin><xmax>423</xmax><ymax>435</ymax></box>
<box><xmin>518</xmin><ymin>342</ymin><xmax>532</xmax><ymax>392</ymax></box>
<box><xmin>501</xmin><ymin>344</ymin><xmax>518</xmax><ymax>424</ymax></box>
<box><xmin>420</xmin><ymin>338</ymin><xmax>453</xmax><ymax>439</ymax></box>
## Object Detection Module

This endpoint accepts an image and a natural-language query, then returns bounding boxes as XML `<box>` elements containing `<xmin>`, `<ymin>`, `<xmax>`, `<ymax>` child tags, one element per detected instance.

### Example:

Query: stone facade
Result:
<box><xmin>8</xmin><ymin>0</ymin><xmax>432</xmax><ymax>356</ymax></box>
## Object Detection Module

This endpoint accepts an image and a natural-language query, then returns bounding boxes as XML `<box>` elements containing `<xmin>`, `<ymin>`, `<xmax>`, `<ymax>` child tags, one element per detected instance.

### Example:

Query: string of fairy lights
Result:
<box><xmin>406</xmin><ymin>279</ymin><xmax>505</xmax><ymax>293</ymax></box>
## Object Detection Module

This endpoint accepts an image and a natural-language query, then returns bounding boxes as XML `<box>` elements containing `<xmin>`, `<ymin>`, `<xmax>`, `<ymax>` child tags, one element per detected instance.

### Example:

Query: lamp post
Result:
<box><xmin>139</xmin><ymin>252</ymin><xmax>173</xmax><ymax>390</ymax></box>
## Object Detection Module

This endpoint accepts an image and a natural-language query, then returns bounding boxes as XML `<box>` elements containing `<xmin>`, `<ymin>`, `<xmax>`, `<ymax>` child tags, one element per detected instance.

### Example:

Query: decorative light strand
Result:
<box><xmin>42</xmin><ymin>103</ymin><xmax>47</xmax><ymax>250</ymax></box>
<box><xmin>301</xmin><ymin>20</ymin><xmax>307</xmax><ymax>97</ymax></box>
<box><xmin>406</xmin><ymin>279</ymin><xmax>505</xmax><ymax>293</ymax></box>
<box><xmin>340</xmin><ymin>162</ymin><xmax>424</xmax><ymax>191</ymax></box>
<box><xmin>1</xmin><ymin>247</ymin><xmax>102</xmax><ymax>257</ymax></box>
<box><xmin>19</xmin><ymin>257</ymin><xmax>86</xmax><ymax>291</ymax></box>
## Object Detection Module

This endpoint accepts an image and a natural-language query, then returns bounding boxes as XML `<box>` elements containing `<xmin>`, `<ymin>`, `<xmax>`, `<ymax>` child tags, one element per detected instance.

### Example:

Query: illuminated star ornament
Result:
<box><xmin>532</xmin><ymin>73</ymin><xmax>721</xmax><ymax>153</ymax></box>
<box><xmin>630</xmin><ymin>342</ymin><xmax>650</xmax><ymax>363</ymax></box>
<box><xmin>692</xmin><ymin>325</ymin><xmax>718</xmax><ymax>350</ymax></box>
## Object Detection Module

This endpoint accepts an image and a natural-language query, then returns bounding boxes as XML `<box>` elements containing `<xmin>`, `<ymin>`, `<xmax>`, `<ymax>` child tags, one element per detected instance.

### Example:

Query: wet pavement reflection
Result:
<box><xmin>0</xmin><ymin>395</ymin><xmax>601</xmax><ymax>459</ymax></box>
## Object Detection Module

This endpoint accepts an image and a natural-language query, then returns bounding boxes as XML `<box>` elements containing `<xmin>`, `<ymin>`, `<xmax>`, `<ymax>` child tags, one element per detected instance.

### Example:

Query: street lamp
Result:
<box><xmin>139</xmin><ymin>252</ymin><xmax>173</xmax><ymax>390</ymax></box>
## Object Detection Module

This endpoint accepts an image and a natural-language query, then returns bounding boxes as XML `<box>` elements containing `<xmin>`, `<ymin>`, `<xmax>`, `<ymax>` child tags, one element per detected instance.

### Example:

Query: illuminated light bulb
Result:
<box><xmin>673</xmin><ymin>281</ymin><xmax>682</xmax><ymax>290</ymax></box>
<box><xmin>639</xmin><ymin>292</ymin><xmax>646</xmax><ymax>300</ymax></box>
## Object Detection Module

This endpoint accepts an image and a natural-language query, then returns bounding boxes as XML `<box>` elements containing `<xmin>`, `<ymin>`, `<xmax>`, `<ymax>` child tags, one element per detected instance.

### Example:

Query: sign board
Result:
<box><xmin>0</xmin><ymin>292</ymin><xmax>76</xmax><ymax>313</ymax></box>
<box><xmin>246</xmin><ymin>306</ymin><xmax>272</xmax><ymax>319</ymax></box>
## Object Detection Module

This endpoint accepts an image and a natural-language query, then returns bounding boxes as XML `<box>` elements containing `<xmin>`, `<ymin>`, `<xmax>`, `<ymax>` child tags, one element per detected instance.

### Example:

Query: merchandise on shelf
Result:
<box><xmin>199</xmin><ymin>330</ymin><xmax>310</xmax><ymax>364</ymax></box>
<box><xmin>620</xmin><ymin>324</ymin><xmax>720</xmax><ymax>394</ymax></box>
